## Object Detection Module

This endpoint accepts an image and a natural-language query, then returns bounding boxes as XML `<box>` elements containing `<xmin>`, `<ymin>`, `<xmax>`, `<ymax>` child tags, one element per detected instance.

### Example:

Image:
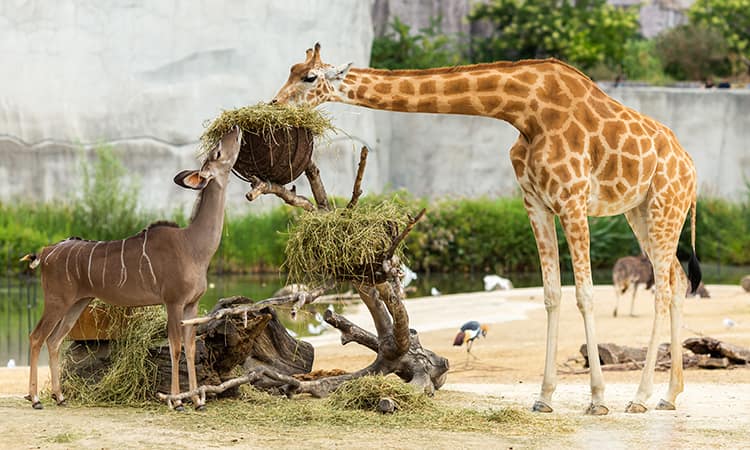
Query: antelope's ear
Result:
<box><xmin>173</xmin><ymin>170</ymin><xmax>208</xmax><ymax>190</ymax></box>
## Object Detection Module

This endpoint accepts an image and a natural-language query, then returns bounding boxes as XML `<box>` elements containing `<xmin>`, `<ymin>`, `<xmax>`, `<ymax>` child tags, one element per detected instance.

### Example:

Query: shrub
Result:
<box><xmin>370</xmin><ymin>16</ymin><xmax>466</xmax><ymax>69</ymax></box>
<box><xmin>654</xmin><ymin>24</ymin><xmax>732</xmax><ymax>81</ymax></box>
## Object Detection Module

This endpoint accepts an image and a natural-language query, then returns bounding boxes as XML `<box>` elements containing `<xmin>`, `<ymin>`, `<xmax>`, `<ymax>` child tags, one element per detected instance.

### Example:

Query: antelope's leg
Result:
<box><xmin>182</xmin><ymin>300</ymin><xmax>202</xmax><ymax>409</ymax></box>
<box><xmin>166</xmin><ymin>302</ymin><xmax>185</xmax><ymax>411</ymax></box>
<box><xmin>46</xmin><ymin>298</ymin><xmax>92</xmax><ymax>405</ymax></box>
<box><xmin>27</xmin><ymin>298</ymin><xmax>68</xmax><ymax>409</ymax></box>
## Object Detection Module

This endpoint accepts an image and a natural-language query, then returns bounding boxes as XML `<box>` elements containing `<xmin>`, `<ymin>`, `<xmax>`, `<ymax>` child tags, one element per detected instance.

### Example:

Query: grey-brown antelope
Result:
<box><xmin>22</xmin><ymin>125</ymin><xmax>242</xmax><ymax>410</ymax></box>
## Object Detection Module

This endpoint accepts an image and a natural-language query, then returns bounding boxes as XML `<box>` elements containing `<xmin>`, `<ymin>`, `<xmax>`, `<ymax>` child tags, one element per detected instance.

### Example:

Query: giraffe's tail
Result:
<box><xmin>687</xmin><ymin>196</ymin><xmax>702</xmax><ymax>295</ymax></box>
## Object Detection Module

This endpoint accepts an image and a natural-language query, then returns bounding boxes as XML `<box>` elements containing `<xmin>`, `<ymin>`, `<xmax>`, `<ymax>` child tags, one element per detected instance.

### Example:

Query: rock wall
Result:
<box><xmin>2</xmin><ymin>1</ymin><xmax>748</xmax><ymax>217</ymax></box>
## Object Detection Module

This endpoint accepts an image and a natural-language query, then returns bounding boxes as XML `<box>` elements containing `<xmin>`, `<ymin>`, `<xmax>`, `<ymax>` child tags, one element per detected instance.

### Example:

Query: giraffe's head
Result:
<box><xmin>272</xmin><ymin>43</ymin><xmax>352</xmax><ymax>106</ymax></box>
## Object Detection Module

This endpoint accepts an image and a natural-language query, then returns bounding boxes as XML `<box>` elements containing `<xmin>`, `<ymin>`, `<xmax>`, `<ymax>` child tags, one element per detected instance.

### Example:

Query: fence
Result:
<box><xmin>1</xmin><ymin>248</ymin><xmax>42</xmax><ymax>367</ymax></box>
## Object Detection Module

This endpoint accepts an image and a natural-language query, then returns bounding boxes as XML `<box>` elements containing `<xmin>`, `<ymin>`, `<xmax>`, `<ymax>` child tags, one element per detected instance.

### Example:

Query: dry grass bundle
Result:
<box><xmin>283</xmin><ymin>202</ymin><xmax>410</xmax><ymax>286</ymax></box>
<box><xmin>327</xmin><ymin>375</ymin><xmax>431</xmax><ymax>412</ymax></box>
<box><xmin>200</xmin><ymin>103</ymin><xmax>335</xmax><ymax>184</ymax></box>
<box><xmin>61</xmin><ymin>303</ymin><xmax>167</xmax><ymax>406</ymax></box>
<box><xmin>200</xmin><ymin>103</ymin><xmax>333</xmax><ymax>152</ymax></box>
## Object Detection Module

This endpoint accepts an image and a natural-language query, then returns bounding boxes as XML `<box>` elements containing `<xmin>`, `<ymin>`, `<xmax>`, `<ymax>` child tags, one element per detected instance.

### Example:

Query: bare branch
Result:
<box><xmin>386</xmin><ymin>208</ymin><xmax>426</xmax><ymax>258</ymax></box>
<box><xmin>245</xmin><ymin>176</ymin><xmax>315</xmax><ymax>211</ymax></box>
<box><xmin>323</xmin><ymin>309</ymin><xmax>379</xmax><ymax>351</ymax></box>
<box><xmin>305</xmin><ymin>161</ymin><xmax>330</xmax><ymax>211</ymax></box>
<box><xmin>347</xmin><ymin>147</ymin><xmax>369</xmax><ymax>209</ymax></box>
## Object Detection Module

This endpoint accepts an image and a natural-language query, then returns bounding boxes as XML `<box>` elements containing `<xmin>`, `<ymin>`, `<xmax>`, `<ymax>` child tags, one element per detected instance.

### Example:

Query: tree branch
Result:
<box><xmin>305</xmin><ymin>161</ymin><xmax>330</xmax><ymax>211</ymax></box>
<box><xmin>347</xmin><ymin>147</ymin><xmax>369</xmax><ymax>209</ymax></box>
<box><xmin>386</xmin><ymin>208</ymin><xmax>426</xmax><ymax>258</ymax></box>
<box><xmin>245</xmin><ymin>176</ymin><xmax>315</xmax><ymax>211</ymax></box>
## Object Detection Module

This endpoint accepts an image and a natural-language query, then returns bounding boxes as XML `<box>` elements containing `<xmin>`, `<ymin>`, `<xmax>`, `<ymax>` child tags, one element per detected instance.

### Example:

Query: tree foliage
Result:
<box><xmin>689</xmin><ymin>0</ymin><xmax>750</xmax><ymax>73</ymax></box>
<box><xmin>468</xmin><ymin>0</ymin><xmax>639</xmax><ymax>71</ymax></box>
<box><xmin>370</xmin><ymin>16</ymin><xmax>466</xmax><ymax>69</ymax></box>
<box><xmin>654</xmin><ymin>24</ymin><xmax>732</xmax><ymax>80</ymax></box>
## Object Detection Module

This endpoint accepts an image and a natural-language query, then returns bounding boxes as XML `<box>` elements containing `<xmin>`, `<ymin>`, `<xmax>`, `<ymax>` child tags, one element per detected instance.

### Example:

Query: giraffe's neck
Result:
<box><xmin>337</xmin><ymin>60</ymin><xmax>582</xmax><ymax>141</ymax></box>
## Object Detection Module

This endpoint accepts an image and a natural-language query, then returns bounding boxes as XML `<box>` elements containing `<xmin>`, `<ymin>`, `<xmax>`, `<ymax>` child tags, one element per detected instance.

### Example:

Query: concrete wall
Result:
<box><xmin>2</xmin><ymin>2</ymin><xmax>748</xmax><ymax>216</ymax></box>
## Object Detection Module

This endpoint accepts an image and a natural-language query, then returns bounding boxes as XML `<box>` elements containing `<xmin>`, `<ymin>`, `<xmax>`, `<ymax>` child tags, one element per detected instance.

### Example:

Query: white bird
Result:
<box><xmin>723</xmin><ymin>318</ymin><xmax>736</xmax><ymax>329</ymax></box>
<box><xmin>483</xmin><ymin>275</ymin><xmax>513</xmax><ymax>291</ymax></box>
<box><xmin>430</xmin><ymin>287</ymin><xmax>442</xmax><ymax>296</ymax></box>
<box><xmin>7</xmin><ymin>359</ymin><xmax>16</xmax><ymax>368</ymax></box>
<box><xmin>401</xmin><ymin>264</ymin><xmax>418</xmax><ymax>288</ymax></box>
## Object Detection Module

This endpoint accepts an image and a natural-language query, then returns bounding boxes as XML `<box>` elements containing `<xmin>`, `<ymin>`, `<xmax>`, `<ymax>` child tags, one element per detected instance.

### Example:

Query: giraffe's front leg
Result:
<box><xmin>525</xmin><ymin>208</ymin><xmax>562</xmax><ymax>413</ymax></box>
<box><xmin>559</xmin><ymin>214</ymin><xmax>609</xmax><ymax>415</ymax></box>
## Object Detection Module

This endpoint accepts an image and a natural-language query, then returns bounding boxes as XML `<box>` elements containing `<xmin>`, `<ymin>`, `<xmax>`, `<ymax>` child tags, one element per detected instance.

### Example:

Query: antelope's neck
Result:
<box><xmin>185</xmin><ymin>179</ymin><xmax>226</xmax><ymax>261</ymax></box>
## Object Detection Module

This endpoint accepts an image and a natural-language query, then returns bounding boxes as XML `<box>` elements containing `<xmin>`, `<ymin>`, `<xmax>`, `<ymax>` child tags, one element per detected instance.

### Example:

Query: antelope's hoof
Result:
<box><xmin>585</xmin><ymin>403</ymin><xmax>609</xmax><ymax>416</ymax></box>
<box><xmin>625</xmin><ymin>402</ymin><xmax>648</xmax><ymax>413</ymax></box>
<box><xmin>51</xmin><ymin>393</ymin><xmax>67</xmax><ymax>406</ymax></box>
<box><xmin>174</xmin><ymin>404</ymin><xmax>186</xmax><ymax>412</ymax></box>
<box><xmin>532</xmin><ymin>400</ymin><xmax>553</xmax><ymax>413</ymax></box>
<box><xmin>612</xmin><ymin>310</ymin><xmax>618</xmax><ymax>317</ymax></box>
<box><xmin>24</xmin><ymin>394</ymin><xmax>32</xmax><ymax>402</ymax></box>
<box><xmin>656</xmin><ymin>399</ymin><xmax>676</xmax><ymax>410</ymax></box>
<box><xmin>195</xmin><ymin>404</ymin><xmax>207</xmax><ymax>412</ymax></box>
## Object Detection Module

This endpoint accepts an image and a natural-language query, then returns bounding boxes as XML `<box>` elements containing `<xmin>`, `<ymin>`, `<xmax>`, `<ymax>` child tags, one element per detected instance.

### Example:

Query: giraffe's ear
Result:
<box><xmin>325</xmin><ymin>62</ymin><xmax>352</xmax><ymax>81</ymax></box>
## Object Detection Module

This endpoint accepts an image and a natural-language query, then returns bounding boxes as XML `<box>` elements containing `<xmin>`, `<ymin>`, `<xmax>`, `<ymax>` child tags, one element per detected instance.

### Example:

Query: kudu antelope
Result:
<box><xmin>612</xmin><ymin>254</ymin><xmax>654</xmax><ymax>317</ymax></box>
<box><xmin>22</xmin><ymin>126</ymin><xmax>242</xmax><ymax>410</ymax></box>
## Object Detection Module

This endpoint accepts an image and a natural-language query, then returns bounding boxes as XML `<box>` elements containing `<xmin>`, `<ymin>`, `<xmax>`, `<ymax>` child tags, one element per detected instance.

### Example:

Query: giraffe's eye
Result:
<box><xmin>302</xmin><ymin>74</ymin><xmax>318</xmax><ymax>83</ymax></box>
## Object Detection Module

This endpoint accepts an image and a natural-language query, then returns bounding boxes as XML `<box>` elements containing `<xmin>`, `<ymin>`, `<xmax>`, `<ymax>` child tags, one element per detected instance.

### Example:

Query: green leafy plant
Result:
<box><xmin>689</xmin><ymin>0</ymin><xmax>750</xmax><ymax>76</ymax></box>
<box><xmin>654</xmin><ymin>24</ymin><xmax>732</xmax><ymax>80</ymax></box>
<box><xmin>371</xmin><ymin>16</ymin><xmax>466</xmax><ymax>69</ymax></box>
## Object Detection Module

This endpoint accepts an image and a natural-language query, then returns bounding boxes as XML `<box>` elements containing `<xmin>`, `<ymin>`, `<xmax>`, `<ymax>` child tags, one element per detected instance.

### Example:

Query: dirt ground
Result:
<box><xmin>1</xmin><ymin>284</ymin><xmax>749</xmax><ymax>448</ymax></box>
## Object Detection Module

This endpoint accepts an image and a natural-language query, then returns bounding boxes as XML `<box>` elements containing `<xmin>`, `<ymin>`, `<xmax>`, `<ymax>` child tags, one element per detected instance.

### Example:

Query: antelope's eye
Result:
<box><xmin>302</xmin><ymin>74</ymin><xmax>318</xmax><ymax>83</ymax></box>
<box><xmin>214</xmin><ymin>151</ymin><xmax>222</xmax><ymax>160</ymax></box>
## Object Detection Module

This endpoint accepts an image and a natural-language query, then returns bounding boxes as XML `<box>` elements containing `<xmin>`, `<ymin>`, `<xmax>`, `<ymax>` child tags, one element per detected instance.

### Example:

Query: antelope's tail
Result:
<box><xmin>20</xmin><ymin>253</ymin><xmax>40</xmax><ymax>269</ymax></box>
<box><xmin>687</xmin><ymin>196</ymin><xmax>702</xmax><ymax>294</ymax></box>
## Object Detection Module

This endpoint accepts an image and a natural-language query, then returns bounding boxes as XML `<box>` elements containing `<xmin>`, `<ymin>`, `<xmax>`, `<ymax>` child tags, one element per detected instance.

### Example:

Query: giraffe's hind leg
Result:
<box><xmin>658</xmin><ymin>259</ymin><xmax>687</xmax><ymax>410</ymax></box>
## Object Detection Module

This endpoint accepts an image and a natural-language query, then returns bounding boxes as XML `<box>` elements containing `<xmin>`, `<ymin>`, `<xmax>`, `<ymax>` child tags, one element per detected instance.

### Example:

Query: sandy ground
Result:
<box><xmin>1</xmin><ymin>284</ymin><xmax>749</xmax><ymax>448</ymax></box>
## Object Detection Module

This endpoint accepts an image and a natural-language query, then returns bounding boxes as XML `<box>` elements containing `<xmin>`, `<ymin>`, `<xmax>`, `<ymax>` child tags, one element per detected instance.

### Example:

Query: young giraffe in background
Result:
<box><xmin>273</xmin><ymin>43</ymin><xmax>701</xmax><ymax>415</ymax></box>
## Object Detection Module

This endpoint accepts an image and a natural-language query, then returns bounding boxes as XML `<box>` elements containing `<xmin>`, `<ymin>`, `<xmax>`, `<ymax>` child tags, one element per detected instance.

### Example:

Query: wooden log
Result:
<box><xmin>683</xmin><ymin>337</ymin><xmax>750</xmax><ymax>364</ymax></box>
<box><xmin>580</xmin><ymin>343</ymin><xmax>668</xmax><ymax>367</ymax></box>
<box><xmin>697</xmin><ymin>356</ymin><xmax>730</xmax><ymax>369</ymax></box>
<box><xmin>378</xmin><ymin>397</ymin><xmax>397</xmax><ymax>414</ymax></box>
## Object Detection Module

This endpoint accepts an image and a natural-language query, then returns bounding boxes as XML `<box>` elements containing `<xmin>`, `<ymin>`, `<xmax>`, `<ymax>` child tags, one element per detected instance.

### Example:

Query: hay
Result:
<box><xmin>61</xmin><ymin>303</ymin><xmax>167</xmax><ymax>406</ymax></box>
<box><xmin>200</xmin><ymin>102</ymin><xmax>334</xmax><ymax>154</ymax></box>
<box><xmin>327</xmin><ymin>375</ymin><xmax>431</xmax><ymax>412</ymax></box>
<box><xmin>283</xmin><ymin>201</ymin><xmax>411</xmax><ymax>286</ymax></box>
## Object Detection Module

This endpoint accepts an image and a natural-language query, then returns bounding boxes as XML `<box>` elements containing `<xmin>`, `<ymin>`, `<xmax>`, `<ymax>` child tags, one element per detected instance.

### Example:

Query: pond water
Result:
<box><xmin>2</xmin><ymin>264</ymin><xmax>748</xmax><ymax>367</ymax></box>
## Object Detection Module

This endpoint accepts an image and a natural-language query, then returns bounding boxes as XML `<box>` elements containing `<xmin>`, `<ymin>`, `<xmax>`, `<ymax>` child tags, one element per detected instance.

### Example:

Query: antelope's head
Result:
<box><xmin>271</xmin><ymin>42</ymin><xmax>352</xmax><ymax>106</ymax></box>
<box><xmin>174</xmin><ymin>125</ymin><xmax>242</xmax><ymax>190</ymax></box>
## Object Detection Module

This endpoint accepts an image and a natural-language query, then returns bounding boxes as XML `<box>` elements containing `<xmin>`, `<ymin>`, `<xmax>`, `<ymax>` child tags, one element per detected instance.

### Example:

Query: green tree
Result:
<box><xmin>654</xmin><ymin>24</ymin><xmax>732</xmax><ymax>80</ymax></box>
<box><xmin>689</xmin><ymin>0</ymin><xmax>750</xmax><ymax>74</ymax></box>
<box><xmin>370</xmin><ymin>16</ymin><xmax>466</xmax><ymax>69</ymax></box>
<box><xmin>468</xmin><ymin>0</ymin><xmax>639</xmax><ymax>71</ymax></box>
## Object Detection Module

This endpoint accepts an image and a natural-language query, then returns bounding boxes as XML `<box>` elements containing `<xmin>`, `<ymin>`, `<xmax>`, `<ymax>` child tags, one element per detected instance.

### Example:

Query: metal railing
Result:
<box><xmin>1</xmin><ymin>249</ymin><xmax>42</xmax><ymax>367</ymax></box>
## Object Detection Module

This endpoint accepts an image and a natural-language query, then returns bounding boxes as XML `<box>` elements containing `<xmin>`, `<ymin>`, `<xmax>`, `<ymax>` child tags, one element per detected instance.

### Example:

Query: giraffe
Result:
<box><xmin>272</xmin><ymin>43</ymin><xmax>701</xmax><ymax>415</ymax></box>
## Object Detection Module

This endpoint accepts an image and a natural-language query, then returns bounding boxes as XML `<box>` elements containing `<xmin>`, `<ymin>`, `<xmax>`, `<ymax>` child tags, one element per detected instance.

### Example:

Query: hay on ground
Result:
<box><xmin>61</xmin><ymin>302</ymin><xmax>167</xmax><ymax>406</ymax></box>
<box><xmin>327</xmin><ymin>375</ymin><xmax>431</xmax><ymax>412</ymax></box>
<box><xmin>283</xmin><ymin>201</ymin><xmax>411</xmax><ymax>286</ymax></box>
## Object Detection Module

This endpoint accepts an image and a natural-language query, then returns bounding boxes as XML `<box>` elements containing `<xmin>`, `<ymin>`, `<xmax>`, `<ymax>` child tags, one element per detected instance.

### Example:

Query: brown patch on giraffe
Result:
<box><xmin>622</xmin><ymin>136</ymin><xmax>640</xmax><ymax>156</ymax></box>
<box><xmin>602</xmin><ymin>121</ymin><xmax>627</xmax><ymax>149</ymax></box>
<box><xmin>615</xmin><ymin>181</ymin><xmax>629</xmax><ymax>195</ymax></box>
<box><xmin>447</xmin><ymin>96</ymin><xmax>478</xmax><ymax>114</ymax></box>
<box><xmin>537</xmin><ymin>75</ymin><xmax>572</xmax><ymax>108</ymax></box>
<box><xmin>479</xmin><ymin>95</ymin><xmax>502</xmax><ymax>113</ymax></box>
<box><xmin>600</xmin><ymin>184</ymin><xmax>619</xmax><ymax>202</ymax></box>
<box><xmin>398</xmin><ymin>80</ymin><xmax>415</xmax><ymax>95</ymax></box>
<box><xmin>356</xmin><ymin>85</ymin><xmax>368</xmax><ymax>98</ymax></box>
<box><xmin>620</xmin><ymin>109</ymin><xmax>634</xmax><ymax>121</ymax></box>
<box><xmin>563</xmin><ymin>122</ymin><xmax>586</xmax><ymax>152</ymax></box>
<box><xmin>390</xmin><ymin>96</ymin><xmax>410</xmax><ymax>111</ymax></box>
<box><xmin>546</xmin><ymin>135</ymin><xmax>566</xmax><ymax>164</ymax></box>
<box><xmin>524</xmin><ymin>116</ymin><xmax>543</xmax><ymax>139</ymax></box>
<box><xmin>621</xmin><ymin>155</ymin><xmax>640</xmax><ymax>180</ymax></box>
<box><xmin>589</xmin><ymin>136</ymin><xmax>606</xmax><ymax>169</ymax></box>
<box><xmin>417</xmin><ymin>96</ymin><xmax>439</xmax><ymax>111</ymax></box>
<box><xmin>540</xmin><ymin>108</ymin><xmax>566</xmax><ymax>130</ymax></box>
<box><xmin>559</xmin><ymin>74</ymin><xmax>587</xmax><ymax>98</ymax></box>
<box><xmin>553</xmin><ymin>164</ymin><xmax>573</xmax><ymax>184</ymax></box>
<box><xmin>360</xmin><ymin>76</ymin><xmax>373</xmax><ymax>85</ymax></box>
<box><xmin>444</xmin><ymin>77</ymin><xmax>471</xmax><ymax>96</ymax></box>
<box><xmin>529</xmin><ymin>99</ymin><xmax>539</xmax><ymax>111</ymax></box>
<box><xmin>569</xmin><ymin>155</ymin><xmax>584</xmax><ymax>178</ymax></box>
<box><xmin>505</xmin><ymin>100</ymin><xmax>526</xmax><ymax>114</ymax></box>
<box><xmin>347</xmin><ymin>90</ymin><xmax>355</xmax><ymax>99</ymax></box>
<box><xmin>511</xmin><ymin>158</ymin><xmax>527</xmax><ymax>179</ymax></box>
<box><xmin>628</xmin><ymin>122</ymin><xmax>645</xmax><ymax>135</ymax></box>
<box><xmin>573</xmin><ymin>104</ymin><xmax>599</xmax><ymax>132</ymax></box>
<box><xmin>666</xmin><ymin>155</ymin><xmax>678</xmax><ymax>179</ymax></box>
<box><xmin>600</xmin><ymin>154</ymin><xmax>620</xmax><ymax>179</ymax></box>
<box><xmin>504</xmin><ymin>79</ymin><xmax>531</xmax><ymax>98</ymax></box>
<box><xmin>374</xmin><ymin>83</ymin><xmax>392</xmax><ymax>95</ymax></box>
<box><xmin>419</xmin><ymin>80</ymin><xmax>437</xmax><ymax>95</ymax></box>
<box><xmin>590</xmin><ymin>98</ymin><xmax>616</xmax><ymax>119</ymax></box>
<box><xmin>476</xmin><ymin>76</ymin><xmax>499</xmax><ymax>92</ymax></box>
<box><xmin>512</xmin><ymin>71</ymin><xmax>539</xmax><ymax>85</ymax></box>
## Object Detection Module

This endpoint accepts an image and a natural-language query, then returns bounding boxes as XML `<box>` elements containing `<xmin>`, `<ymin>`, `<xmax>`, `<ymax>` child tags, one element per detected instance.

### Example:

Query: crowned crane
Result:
<box><xmin>453</xmin><ymin>321</ymin><xmax>489</xmax><ymax>354</ymax></box>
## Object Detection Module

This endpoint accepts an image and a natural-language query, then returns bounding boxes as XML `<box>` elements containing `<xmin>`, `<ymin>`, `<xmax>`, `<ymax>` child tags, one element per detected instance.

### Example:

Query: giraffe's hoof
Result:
<box><xmin>32</xmin><ymin>401</ymin><xmax>43</xmax><ymax>410</ymax></box>
<box><xmin>656</xmin><ymin>399</ymin><xmax>676</xmax><ymax>410</ymax></box>
<box><xmin>625</xmin><ymin>402</ymin><xmax>648</xmax><ymax>413</ymax></box>
<box><xmin>174</xmin><ymin>404</ymin><xmax>186</xmax><ymax>412</ymax></box>
<box><xmin>51</xmin><ymin>393</ymin><xmax>66</xmax><ymax>406</ymax></box>
<box><xmin>24</xmin><ymin>394</ymin><xmax>32</xmax><ymax>402</ymax></box>
<box><xmin>532</xmin><ymin>400</ymin><xmax>553</xmax><ymax>413</ymax></box>
<box><xmin>195</xmin><ymin>404</ymin><xmax>207</xmax><ymax>412</ymax></box>
<box><xmin>585</xmin><ymin>403</ymin><xmax>609</xmax><ymax>416</ymax></box>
